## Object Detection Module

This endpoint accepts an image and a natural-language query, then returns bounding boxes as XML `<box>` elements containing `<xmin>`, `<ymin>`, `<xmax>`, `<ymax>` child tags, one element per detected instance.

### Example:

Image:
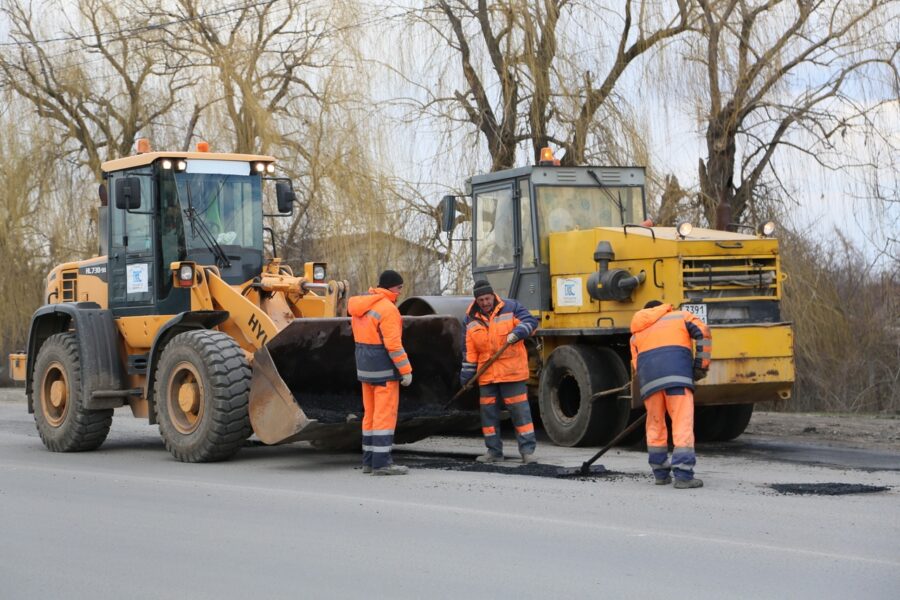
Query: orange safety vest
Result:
<box><xmin>462</xmin><ymin>296</ymin><xmax>538</xmax><ymax>384</ymax></box>
<box><xmin>348</xmin><ymin>287</ymin><xmax>412</xmax><ymax>383</ymax></box>
<box><xmin>630</xmin><ymin>304</ymin><xmax>711</xmax><ymax>401</ymax></box>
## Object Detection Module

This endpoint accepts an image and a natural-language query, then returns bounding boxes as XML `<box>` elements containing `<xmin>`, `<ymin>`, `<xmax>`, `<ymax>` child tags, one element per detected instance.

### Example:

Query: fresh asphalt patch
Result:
<box><xmin>769</xmin><ymin>483</ymin><xmax>891</xmax><ymax>496</ymax></box>
<box><xmin>393</xmin><ymin>450</ymin><xmax>640</xmax><ymax>481</ymax></box>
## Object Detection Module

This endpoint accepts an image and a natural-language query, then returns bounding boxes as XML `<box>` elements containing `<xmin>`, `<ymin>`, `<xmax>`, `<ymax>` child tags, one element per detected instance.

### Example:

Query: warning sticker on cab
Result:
<box><xmin>556</xmin><ymin>277</ymin><xmax>583</xmax><ymax>307</ymax></box>
<box><xmin>127</xmin><ymin>263</ymin><xmax>149</xmax><ymax>294</ymax></box>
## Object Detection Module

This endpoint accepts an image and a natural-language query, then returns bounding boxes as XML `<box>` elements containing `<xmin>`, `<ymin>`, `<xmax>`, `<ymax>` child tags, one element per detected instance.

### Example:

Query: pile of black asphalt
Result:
<box><xmin>269</xmin><ymin>315</ymin><xmax>478</xmax><ymax>425</ymax></box>
<box><xmin>769</xmin><ymin>483</ymin><xmax>890</xmax><ymax>496</ymax></box>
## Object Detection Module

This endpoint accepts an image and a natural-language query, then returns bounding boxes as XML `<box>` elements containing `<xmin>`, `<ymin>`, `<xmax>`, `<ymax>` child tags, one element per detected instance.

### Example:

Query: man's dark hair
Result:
<box><xmin>644</xmin><ymin>300</ymin><xmax>663</xmax><ymax>309</ymax></box>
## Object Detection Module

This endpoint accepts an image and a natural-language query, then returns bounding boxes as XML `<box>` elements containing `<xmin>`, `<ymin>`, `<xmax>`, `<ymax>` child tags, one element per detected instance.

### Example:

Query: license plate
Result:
<box><xmin>681</xmin><ymin>303</ymin><xmax>707</xmax><ymax>323</ymax></box>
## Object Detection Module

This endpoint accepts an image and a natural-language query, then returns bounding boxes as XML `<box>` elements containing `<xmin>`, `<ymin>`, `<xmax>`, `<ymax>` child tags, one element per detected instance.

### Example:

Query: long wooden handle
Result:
<box><xmin>580</xmin><ymin>412</ymin><xmax>647</xmax><ymax>473</ymax></box>
<box><xmin>446</xmin><ymin>339</ymin><xmax>513</xmax><ymax>406</ymax></box>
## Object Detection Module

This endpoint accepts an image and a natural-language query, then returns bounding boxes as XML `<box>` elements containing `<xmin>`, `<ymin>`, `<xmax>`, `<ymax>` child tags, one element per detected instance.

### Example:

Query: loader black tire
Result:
<box><xmin>538</xmin><ymin>345</ymin><xmax>630</xmax><ymax>447</ymax></box>
<box><xmin>31</xmin><ymin>333</ymin><xmax>113</xmax><ymax>452</ymax></box>
<box><xmin>154</xmin><ymin>330</ymin><xmax>252</xmax><ymax>463</ymax></box>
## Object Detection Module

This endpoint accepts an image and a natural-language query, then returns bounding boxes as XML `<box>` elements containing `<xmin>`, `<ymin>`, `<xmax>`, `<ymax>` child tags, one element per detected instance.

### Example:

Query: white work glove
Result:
<box><xmin>400</xmin><ymin>373</ymin><xmax>413</xmax><ymax>387</ymax></box>
<box><xmin>507</xmin><ymin>332</ymin><xmax>519</xmax><ymax>344</ymax></box>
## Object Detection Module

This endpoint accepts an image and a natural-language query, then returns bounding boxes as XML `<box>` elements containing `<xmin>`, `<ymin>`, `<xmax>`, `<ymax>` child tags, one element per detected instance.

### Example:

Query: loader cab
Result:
<box><xmin>104</xmin><ymin>152</ymin><xmax>272</xmax><ymax>316</ymax></box>
<box><xmin>458</xmin><ymin>164</ymin><xmax>646</xmax><ymax>311</ymax></box>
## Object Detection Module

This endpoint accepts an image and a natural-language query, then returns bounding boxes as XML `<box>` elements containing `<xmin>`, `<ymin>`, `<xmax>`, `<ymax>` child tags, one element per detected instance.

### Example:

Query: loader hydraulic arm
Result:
<box><xmin>191</xmin><ymin>267</ymin><xmax>280</xmax><ymax>351</ymax></box>
<box><xmin>178</xmin><ymin>258</ymin><xmax>347</xmax><ymax>356</ymax></box>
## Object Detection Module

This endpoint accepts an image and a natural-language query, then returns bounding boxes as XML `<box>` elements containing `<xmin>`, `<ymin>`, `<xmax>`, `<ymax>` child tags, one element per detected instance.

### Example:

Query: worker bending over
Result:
<box><xmin>630</xmin><ymin>300</ymin><xmax>711</xmax><ymax>489</ymax></box>
<box><xmin>348</xmin><ymin>270</ymin><xmax>413</xmax><ymax>476</ymax></box>
<box><xmin>460</xmin><ymin>279</ymin><xmax>539</xmax><ymax>464</ymax></box>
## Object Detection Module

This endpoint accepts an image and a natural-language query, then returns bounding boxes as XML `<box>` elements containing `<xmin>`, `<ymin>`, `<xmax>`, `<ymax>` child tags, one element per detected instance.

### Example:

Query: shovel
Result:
<box><xmin>557</xmin><ymin>382</ymin><xmax>646</xmax><ymax>477</ymax></box>
<box><xmin>444</xmin><ymin>339</ymin><xmax>512</xmax><ymax>408</ymax></box>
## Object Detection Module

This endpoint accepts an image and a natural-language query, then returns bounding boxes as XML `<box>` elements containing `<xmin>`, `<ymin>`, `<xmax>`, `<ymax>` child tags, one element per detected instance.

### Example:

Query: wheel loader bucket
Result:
<box><xmin>248</xmin><ymin>315</ymin><xmax>479</xmax><ymax>447</ymax></box>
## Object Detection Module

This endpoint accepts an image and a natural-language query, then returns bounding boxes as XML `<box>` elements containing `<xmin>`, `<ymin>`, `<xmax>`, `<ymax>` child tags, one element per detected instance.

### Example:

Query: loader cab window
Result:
<box><xmin>158</xmin><ymin>175</ymin><xmax>187</xmax><ymax>301</ymax></box>
<box><xmin>171</xmin><ymin>163</ymin><xmax>262</xmax><ymax>252</ymax></box>
<box><xmin>110</xmin><ymin>172</ymin><xmax>154</xmax><ymax>254</ymax></box>
<box><xmin>535</xmin><ymin>185</ymin><xmax>644</xmax><ymax>262</ymax></box>
<box><xmin>161</xmin><ymin>159</ymin><xmax>264</xmax><ymax>284</ymax></box>
<box><xmin>108</xmin><ymin>168</ymin><xmax>155</xmax><ymax>309</ymax></box>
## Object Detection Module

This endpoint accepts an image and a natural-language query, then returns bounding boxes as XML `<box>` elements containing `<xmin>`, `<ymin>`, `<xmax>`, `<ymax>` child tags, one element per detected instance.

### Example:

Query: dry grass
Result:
<box><xmin>780</xmin><ymin>231</ymin><xmax>899</xmax><ymax>414</ymax></box>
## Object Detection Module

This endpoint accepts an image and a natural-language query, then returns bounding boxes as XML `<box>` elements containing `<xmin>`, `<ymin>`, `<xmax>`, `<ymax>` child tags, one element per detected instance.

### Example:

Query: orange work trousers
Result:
<box><xmin>644</xmin><ymin>387</ymin><xmax>695</xmax><ymax>448</ymax></box>
<box><xmin>361</xmin><ymin>381</ymin><xmax>400</xmax><ymax>469</ymax></box>
<box><xmin>644</xmin><ymin>387</ymin><xmax>696</xmax><ymax>481</ymax></box>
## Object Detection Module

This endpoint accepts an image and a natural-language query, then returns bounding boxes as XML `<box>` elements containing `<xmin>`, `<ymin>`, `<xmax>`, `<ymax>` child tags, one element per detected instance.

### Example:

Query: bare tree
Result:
<box><xmin>689</xmin><ymin>0</ymin><xmax>899</xmax><ymax>228</ymax></box>
<box><xmin>152</xmin><ymin>0</ymin><xmax>334</xmax><ymax>156</ymax></box>
<box><xmin>0</xmin><ymin>0</ymin><xmax>190</xmax><ymax>178</ymax></box>
<box><xmin>0</xmin><ymin>101</ymin><xmax>51</xmax><ymax>382</ymax></box>
<box><xmin>404</xmin><ymin>1</ymin><xmax>692</xmax><ymax>171</ymax></box>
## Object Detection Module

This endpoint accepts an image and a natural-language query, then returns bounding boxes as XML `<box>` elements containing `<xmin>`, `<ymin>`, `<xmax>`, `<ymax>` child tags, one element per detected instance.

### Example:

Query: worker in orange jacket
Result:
<box><xmin>348</xmin><ymin>270</ymin><xmax>412</xmax><ymax>476</ymax></box>
<box><xmin>460</xmin><ymin>279</ymin><xmax>539</xmax><ymax>464</ymax></box>
<box><xmin>630</xmin><ymin>300</ymin><xmax>711</xmax><ymax>489</ymax></box>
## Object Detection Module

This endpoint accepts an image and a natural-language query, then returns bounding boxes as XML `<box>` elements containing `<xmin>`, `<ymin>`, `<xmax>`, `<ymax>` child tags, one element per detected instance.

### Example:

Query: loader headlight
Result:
<box><xmin>677</xmin><ymin>221</ymin><xmax>693</xmax><ymax>238</ymax></box>
<box><xmin>254</xmin><ymin>162</ymin><xmax>266</xmax><ymax>173</ymax></box>
<box><xmin>176</xmin><ymin>263</ymin><xmax>195</xmax><ymax>287</ymax></box>
<box><xmin>313</xmin><ymin>264</ymin><xmax>326</xmax><ymax>282</ymax></box>
<box><xmin>758</xmin><ymin>220</ymin><xmax>776</xmax><ymax>237</ymax></box>
<box><xmin>176</xmin><ymin>160</ymin><xmax>187</xmax><ymax>172</ymax></box>
<box><xmin>161</xmin><ymin>159</ymin><xmax>173</xmax><ymax>170</ymax></box>
<box><xmin>266</xmin><ymin>163</ymin><xmax>275</xmax><ymax>173</ymax></box>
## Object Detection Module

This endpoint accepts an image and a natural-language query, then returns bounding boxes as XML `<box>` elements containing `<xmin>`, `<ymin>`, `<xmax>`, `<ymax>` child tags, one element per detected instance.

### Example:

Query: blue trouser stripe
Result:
<box><xmin>362</xmin><ymin>432</ymin><xmax>396</xmax><ymax>469</ymax></box>
<box><xmin>371</xmin><ymin>434</ymin><xmax>395</xmax><ymax>469</ymax></box>
<box><xmin>648</xmin><ymin>446</ymin><xmax>671</xmax><ymax>480</ymax></box>
<box><xmin>362</xmin><ymin>433</ymin><xmax>373</xmax><ymax>468</ymax></box>
<box><xmin>671</xmin><ymin>447</ymin><xmax>695</xmax><ymax>480</ymax></box>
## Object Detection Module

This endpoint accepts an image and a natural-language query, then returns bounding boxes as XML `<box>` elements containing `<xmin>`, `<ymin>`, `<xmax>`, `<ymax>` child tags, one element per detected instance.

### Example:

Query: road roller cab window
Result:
<box><xmin>535</xmin><ymin>185</ymin><xmax>644</xmax><ymax>263</ymax></box>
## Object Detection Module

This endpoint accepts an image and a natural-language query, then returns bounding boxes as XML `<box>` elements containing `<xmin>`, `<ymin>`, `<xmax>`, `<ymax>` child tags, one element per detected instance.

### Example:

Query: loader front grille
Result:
<box><xmin>681</xmin><ymin>255</ymin><xmax>779</xmax><ymax>302</ymax></box>
<box><xmin>61</xmin><ymin>270</ymin><xmax>78</xmax><ymax>303</ymax></box>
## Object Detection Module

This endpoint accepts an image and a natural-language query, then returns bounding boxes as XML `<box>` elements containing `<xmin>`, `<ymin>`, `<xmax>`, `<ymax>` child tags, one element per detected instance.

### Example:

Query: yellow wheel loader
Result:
<box><xmin>401</xmin><ymin>149</ymin><xmax>794</xmax><ymax>447</ymax></box>
<box><xmin>8</xmin><ymin>140</ymin><xmax>474</xmax><ymax>462</ymax></box>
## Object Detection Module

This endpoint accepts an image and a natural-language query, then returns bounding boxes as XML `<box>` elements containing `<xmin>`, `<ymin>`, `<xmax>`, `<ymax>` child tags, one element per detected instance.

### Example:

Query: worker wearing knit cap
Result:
<box><xmin>460</xmin><ymin>279</ymin><xmax>539</xmax><ymax>464</ymax></box>
<box><xmin>347</xmin><ymin>269</ymin><xmax>411</xmax><ymax>475</ymax></box>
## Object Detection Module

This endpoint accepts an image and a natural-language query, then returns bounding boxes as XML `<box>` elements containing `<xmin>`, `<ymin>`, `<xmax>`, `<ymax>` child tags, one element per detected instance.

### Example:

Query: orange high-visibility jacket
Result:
<box><xmin>461</xmin><ymin>296</ymin><xmax>538</xmax><ymax>384</ymax></box>
<box><xmin>348</xmin><ymin>287</ymin><xmax>412</xmax><ymax>383</ymax></box>
<box><xmin>630</xmin><ymin>304</ymin><xmax>711</xmax><ymax>402</ymax></box>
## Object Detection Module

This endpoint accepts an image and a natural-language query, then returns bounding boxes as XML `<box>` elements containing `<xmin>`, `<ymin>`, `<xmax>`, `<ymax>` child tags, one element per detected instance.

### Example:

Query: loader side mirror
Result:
<box><xmin>275</xmin><ymin>182</ymin><xmax>296</xmax><ymax>214</ymax></box>
<box><xmin>439</xmin><ymin>195</ymin><xmax>457</xmax><ymax>232</ymax></box>
<box><xmin>115</xmin><ymin>177</ymin><xmax>142</xmax><ymax>210</ymax></box>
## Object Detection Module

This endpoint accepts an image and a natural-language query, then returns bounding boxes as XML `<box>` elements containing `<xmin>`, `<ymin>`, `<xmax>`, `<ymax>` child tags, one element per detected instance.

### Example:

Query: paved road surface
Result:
<box><xmin>1</xmin><ymin>392</ymin><xmax>898</xmax><ymax>599</ymax></box>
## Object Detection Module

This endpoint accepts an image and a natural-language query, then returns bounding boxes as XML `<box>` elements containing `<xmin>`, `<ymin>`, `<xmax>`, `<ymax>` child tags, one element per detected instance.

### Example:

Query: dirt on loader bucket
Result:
<box><xmin>248</xmin><ymin>315</ymin><xmax>479</xmax><ymax>448</ymax></box>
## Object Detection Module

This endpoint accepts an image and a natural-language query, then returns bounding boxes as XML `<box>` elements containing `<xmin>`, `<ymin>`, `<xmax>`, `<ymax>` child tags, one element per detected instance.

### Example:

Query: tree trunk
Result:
<box><xmin>700</xmin><ymin>109</ymin><xmax>738</xmax><ymax>230</ymax></box>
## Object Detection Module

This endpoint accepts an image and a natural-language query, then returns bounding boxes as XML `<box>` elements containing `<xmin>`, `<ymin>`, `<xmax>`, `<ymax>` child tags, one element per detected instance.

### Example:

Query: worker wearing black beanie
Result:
<box><xmin>472</xmin><ymin>279</ymin><xmax>493</xmax><ymax>298</ymax></box>
<box><xmin>378</xmin><ymin>269</ymin><xmax>404</xmax><ymax>290</ymax></box>
<box><xmin>460</xmin><ymin>278</ymin><xmax>539</xmax><ymax>465</ymax></box>
<box><xmin>346</xmin><ymin>268</ymin><xmax>411</xmax><ymax>476</ymax></box>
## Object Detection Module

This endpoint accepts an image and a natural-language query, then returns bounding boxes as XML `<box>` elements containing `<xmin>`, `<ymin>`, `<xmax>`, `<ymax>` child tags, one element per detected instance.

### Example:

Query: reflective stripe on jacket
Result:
<box><xmin>348</xmin><ymin>287</ymin><xmax>411</xmax><ymax>383</ymax></box>
<box><xmin>462</xmin><ymin>296</ymin><xmax>538</xmax><ymax>384</ymax></box>
<box><xmin>629</xmin><ymin>304</ymin><xmax>711</xmax><ymax>401</ymax></box>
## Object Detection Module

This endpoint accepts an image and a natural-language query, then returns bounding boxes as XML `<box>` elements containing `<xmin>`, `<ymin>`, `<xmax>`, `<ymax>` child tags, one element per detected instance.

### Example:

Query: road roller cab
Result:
<box><xmin>411</xmin><ymin>148</ymin><xmax>794</xmax><ymax>446</ymax></box>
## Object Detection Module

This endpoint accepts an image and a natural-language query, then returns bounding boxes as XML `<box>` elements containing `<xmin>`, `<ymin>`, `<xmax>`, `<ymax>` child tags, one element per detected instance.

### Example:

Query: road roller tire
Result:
<box><xmin>695</xmin><ymin>403</ymin><xmax>754</xmax><ymax>442</ymax></box>
<box><xmin>31</xmin><ymin>333</ymin><xmax>112</xmax><ymax>452</ymax></box>
<box><xmin>538</xmin><ymin>345</ymin><xmax>630</xmax><ymax>447</ymax></box>
<box><xmin>155</xmin><ymin>330</ymin><xmax>251</xmax><ymax>463</ymax></box>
